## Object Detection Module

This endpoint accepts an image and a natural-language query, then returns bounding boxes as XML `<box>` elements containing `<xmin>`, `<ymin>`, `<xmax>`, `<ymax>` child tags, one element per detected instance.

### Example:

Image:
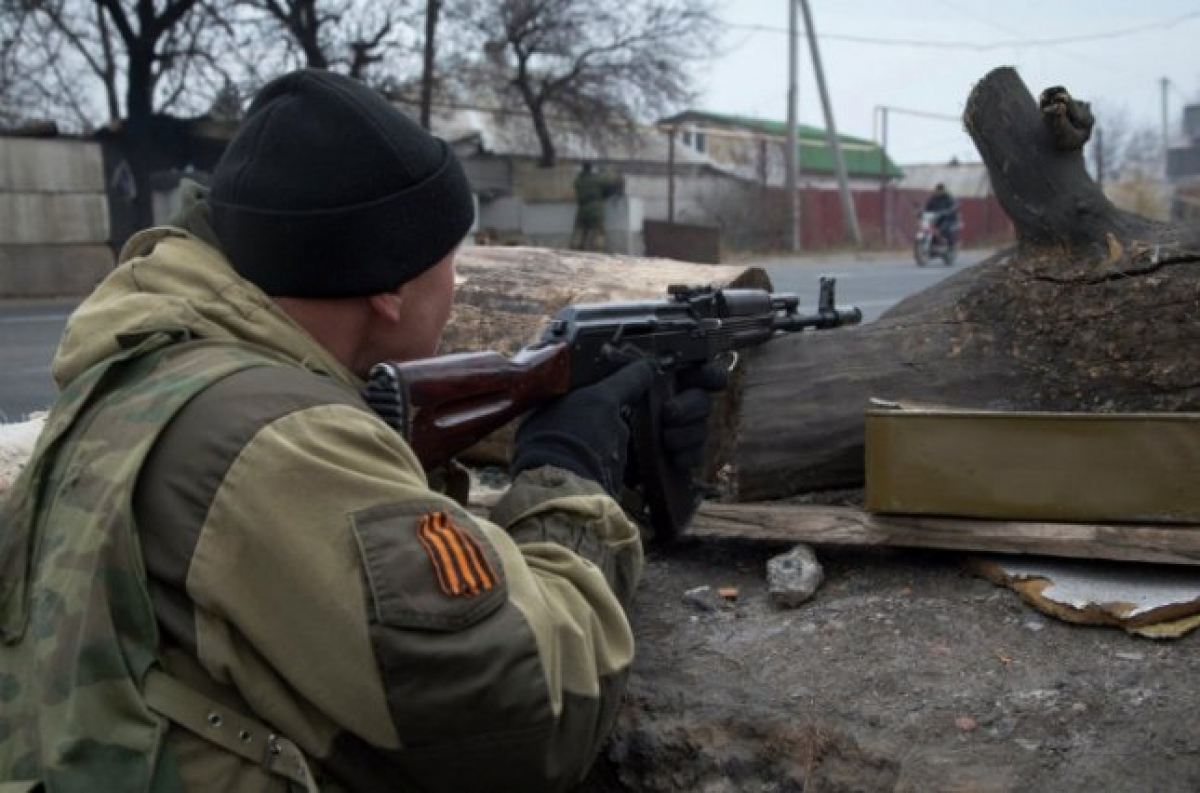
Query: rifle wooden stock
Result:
<box><xmin>398</xmin><ymin>343</ymin><xmax>573</xmax><ymax>470</ymax></box>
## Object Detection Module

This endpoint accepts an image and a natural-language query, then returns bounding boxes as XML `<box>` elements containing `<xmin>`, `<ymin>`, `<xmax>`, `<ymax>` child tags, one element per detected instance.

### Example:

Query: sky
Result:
<box><xmin>695</xmin><ymin>0</ymin><xmax>1200</xmax><ymax>166</ymax></box>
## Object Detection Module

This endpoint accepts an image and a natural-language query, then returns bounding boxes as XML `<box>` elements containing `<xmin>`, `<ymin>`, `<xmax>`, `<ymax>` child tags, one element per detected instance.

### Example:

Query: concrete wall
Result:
<box><xmin>461</xmin><ymin>156</ymin><xmax>513</xmax><ymax>200</ymax></box>
<box><xmin>0</xmin><ymin>137</ymin><xmax>114</xmax><ymax>297</ymax></box>
<box><xmin>0</xmin><ymin>137</ymin><xmax>105</xmax><ymax>192</ymax></box>
<box><xmin>604</xmin><ymin>196</ymin><xmax>644</xmax><ymax>255</ymax></box>
<box><xmin>625</xmin><ymin>172</ymin><xmax>732</xmax><ymax>226</ymax></box>
<box><xmin>0</xmin><ymin>193</ymin><xmax>108</xmax><ymax>245</ymax></box>
<box><xmin>512</xmin><ymin>161</ymin><xmax>577</xmax><ymax>202</ymax></box>
<box><xmin>476</xmin><ymin>195</ymin><xmax>644</xmax><ymax>255</ymax></box>
<box><xmin>644</xmin><ymin>220</ymin><xmax>721</xmax><ymax>263</ymax></box>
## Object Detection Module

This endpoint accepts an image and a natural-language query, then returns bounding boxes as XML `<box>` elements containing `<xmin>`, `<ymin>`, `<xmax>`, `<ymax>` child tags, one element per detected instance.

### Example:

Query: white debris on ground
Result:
<box><xmin>0</xmin><ymin>414</ymin><xmax>45</xmax><ymax>493</ymax></box>
<box><xmin>682</xmin><ymin>585</ymin><xmax>733</xmax><ymax>613</ymax></box>
<box><xmin>972</xmin><ymin>554</ymin><xmax>1200</xmax><ymax>638</ymax></box>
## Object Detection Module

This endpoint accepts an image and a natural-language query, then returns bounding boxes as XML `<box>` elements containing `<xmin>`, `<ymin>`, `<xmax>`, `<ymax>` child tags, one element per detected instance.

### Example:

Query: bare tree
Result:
<box><xmin>1089</xmin><ymin>104</ymin><xmax>1169</xmax><ymax>219</ymax></box>
<box><xmin>0</xmin><ymin>3</ymin><xmax>46</xmax><ymax>129</ymax></box>
<box><xmin>455</xmin><ymin>0</ymin><xmax>717</xmax><ymax>167</ymax></box>
<box><xmin>3</xmin><ymin>0</ymin><xmax>238</xmax><ymax>232</ymax></box>
<box><xmin>1090</xmin><ymin>105</ymin><xmax>1163</xmax><ymax>182</ymax></box>
<box><xmin>5</xmin><ymin>0</ymin><xmax>230</xmax><ymax>127</ymax></box>
<box><xmin>1</xmin><ymin>1</ymin><xmax>122</xmax><ymax>131</ymax></box>
<box><xmin>2</xmin><ymin>0</ymin><xmax>436</xmax><ymax>232</ymax></box>
<box><xmin>233</xmin><ymin>0</ymin><xmax>420</xmax><ymax>82</ymax></box>
<box><xmin>3</xmin><ymin>0</ymin><xmax>422</xmax><ymax>131</ymax></box>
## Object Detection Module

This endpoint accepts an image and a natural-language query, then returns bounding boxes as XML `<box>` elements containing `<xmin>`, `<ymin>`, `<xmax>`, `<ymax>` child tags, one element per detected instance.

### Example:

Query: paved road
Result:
<box><xmin>0</xmin><ymin>298</ymin><xmax>79</xmax><ymax>422</ymax></box>
<box><xmin>0</xmin><ymin>247</ymin><xmax>998</xmax><ymax>420</ymax></box>
<box><xmin>753</xmin><ymin>247</ymin><xmax>993</xmax><ymax>324</ymax></box>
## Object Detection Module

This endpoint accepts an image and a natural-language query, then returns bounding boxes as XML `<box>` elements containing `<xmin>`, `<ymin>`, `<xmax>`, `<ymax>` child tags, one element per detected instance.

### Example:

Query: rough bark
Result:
<box><xmin>731</xmin><ymin>67</ymin><xmax>1200</xmax><ymax>501</ymax></box>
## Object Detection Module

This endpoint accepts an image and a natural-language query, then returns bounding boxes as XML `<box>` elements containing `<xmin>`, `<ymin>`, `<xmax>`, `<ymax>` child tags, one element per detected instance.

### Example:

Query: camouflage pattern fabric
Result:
<box><xmin>0</xmin><ymin>334</ymin><xmax>279</xmax><ymax>791</ymax></box>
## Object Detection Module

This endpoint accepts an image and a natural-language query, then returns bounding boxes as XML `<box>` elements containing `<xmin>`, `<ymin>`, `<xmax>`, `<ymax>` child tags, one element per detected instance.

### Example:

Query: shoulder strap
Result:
<box><xmin>143</xmin><ymin>670</ymin><xmax>318</xmax><ymax>792</ymax></box>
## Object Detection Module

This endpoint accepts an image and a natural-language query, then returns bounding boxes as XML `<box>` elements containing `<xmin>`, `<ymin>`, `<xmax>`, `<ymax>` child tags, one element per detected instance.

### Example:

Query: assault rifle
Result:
<box><xmin>364</xmin><ymin>277</ymin><xmax>861</xmax><ymax>540</ymax></box>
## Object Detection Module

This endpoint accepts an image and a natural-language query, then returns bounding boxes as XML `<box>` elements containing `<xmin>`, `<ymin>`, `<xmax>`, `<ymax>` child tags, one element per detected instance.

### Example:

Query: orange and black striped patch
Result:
<box><xmin>416</xmin><ymin>511</ymin><xmax>498</xmax><ymax>597</ymax></box>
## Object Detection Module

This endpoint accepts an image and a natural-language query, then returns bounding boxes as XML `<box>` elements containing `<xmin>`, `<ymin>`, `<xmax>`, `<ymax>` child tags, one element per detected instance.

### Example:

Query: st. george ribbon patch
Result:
<box><xmin>416</xmin><ymin>511</ymin><xmax>498</xmax><ymax>597</ymax></box>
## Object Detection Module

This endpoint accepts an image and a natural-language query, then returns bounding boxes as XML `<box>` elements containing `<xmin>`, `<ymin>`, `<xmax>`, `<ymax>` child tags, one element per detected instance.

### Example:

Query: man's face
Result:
<box><xmin>364</xmin><ymin>249</ymin><xmax>458</xmax><ymax>366</ymax></box>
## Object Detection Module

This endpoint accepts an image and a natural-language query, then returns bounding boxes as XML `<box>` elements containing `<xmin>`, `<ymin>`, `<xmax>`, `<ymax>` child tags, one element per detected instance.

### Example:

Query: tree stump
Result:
<box><xmin>731</xmin><ymin>67</ymin><xmax>1200</xmax><ymax>501</ymax></box>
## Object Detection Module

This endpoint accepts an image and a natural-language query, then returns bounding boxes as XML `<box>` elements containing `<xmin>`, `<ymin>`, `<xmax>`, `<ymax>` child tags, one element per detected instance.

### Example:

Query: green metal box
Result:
<box><xmin>864</xmin><ymin>402</ymin><xmax>1200</xmax><ymax>524</ymax></box>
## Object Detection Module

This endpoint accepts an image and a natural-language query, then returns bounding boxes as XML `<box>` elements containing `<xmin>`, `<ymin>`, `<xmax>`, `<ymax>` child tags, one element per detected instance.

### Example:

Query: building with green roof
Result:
<box><xmin>659</xmin><ymin>110</ymin><xmax>902</xmax><ymax>185</ymax></box>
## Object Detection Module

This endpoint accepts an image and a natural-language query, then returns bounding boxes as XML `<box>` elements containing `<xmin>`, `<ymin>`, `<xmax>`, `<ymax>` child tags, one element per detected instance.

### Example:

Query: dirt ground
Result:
<box><xmin>4</xmin><ymin>426</ymin><xmax>1196</xmax><ymax>791</ymax></box>
<box><xmin>581</xmin><ymin>535</ymin><xmax>1200</xmax><ymax>792</ymax></box>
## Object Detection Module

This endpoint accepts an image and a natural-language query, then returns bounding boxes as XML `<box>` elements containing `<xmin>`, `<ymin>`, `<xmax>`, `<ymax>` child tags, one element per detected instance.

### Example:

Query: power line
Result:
<box><xmin>929</xmin><ymin>0</ymin><xmax>1110</xmax><ymax>71</ymax></box>
<box><xmin>878</xmin><ymin>106</ymin><xmax>960</xmax><ymax>123</ymax></box>
<box><xmin>725</xmin><ymin>10</ymin><xmax>1200</xmax><ymax>52</ymax></box>
<box><xmin>932</xmin><ymin>0</ymin><xmax>1027</xmax><ymax>40</ymax></box>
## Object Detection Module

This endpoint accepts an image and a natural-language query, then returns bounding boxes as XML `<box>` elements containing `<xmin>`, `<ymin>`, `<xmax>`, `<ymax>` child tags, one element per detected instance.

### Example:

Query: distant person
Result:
<box><xmin>571</xmin><ymin>161</ymin><xmax>623</xmax><ymax>251</ymax></box>
<box><xmin>923</xmin><ymin>182</ymin><xmax>961</xmax><ymax>246</ymax></box>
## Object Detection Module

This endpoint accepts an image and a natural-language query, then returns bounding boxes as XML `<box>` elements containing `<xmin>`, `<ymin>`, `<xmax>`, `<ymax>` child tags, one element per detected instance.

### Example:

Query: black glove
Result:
<box><xmin>511</xmin><ymin>359</ymin><xmax>657</xmax><ymax>495</ymax></box>
<box><xmin>660</xmin><ymin>361</ymin><xmax>729</xmax><ymax>472</ymax></box>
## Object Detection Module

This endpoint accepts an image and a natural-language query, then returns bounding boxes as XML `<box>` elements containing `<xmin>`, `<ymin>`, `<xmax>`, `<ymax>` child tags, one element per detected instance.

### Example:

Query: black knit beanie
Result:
<box><xmin>209</xmin><ymin>69</ymin><xmax>475</xmax><ymax>298</ymax></box>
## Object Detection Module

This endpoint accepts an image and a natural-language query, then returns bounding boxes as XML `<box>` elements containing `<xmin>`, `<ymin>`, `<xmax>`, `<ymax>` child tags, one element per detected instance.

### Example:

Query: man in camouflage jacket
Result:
<box><xmin>0</xmin><ymin>70</ymin><xmax>715</xmax><ymax>791</ymax></box>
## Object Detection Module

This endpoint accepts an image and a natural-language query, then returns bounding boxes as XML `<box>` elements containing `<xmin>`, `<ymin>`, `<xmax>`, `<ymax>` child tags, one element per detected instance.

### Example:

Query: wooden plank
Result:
<box><xmin>689</xmin><ymin>502</ymin><xmax>1200</xmax><ymax>566</ymax></box>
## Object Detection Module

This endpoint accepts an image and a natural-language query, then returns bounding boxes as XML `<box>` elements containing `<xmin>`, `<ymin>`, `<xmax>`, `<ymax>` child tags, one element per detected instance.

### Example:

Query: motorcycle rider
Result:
<box><xmin>923</xmin><ymin>183</ymin><xmax>960</xmax><ymax>247</ymax></box>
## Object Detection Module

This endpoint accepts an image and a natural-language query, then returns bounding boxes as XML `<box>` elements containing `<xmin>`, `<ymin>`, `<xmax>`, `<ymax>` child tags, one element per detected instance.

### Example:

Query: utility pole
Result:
<box><xmin>1161</xmin><ymin>76</ymin><xmax>1170</xmax><ymax>178</ymax></box>
<box><xmin>419</xmin><ymin>0</ymin><xmax>442</xmax><ymax>130</ymax></box>
<box><xmin>870</xmin><ymin>104</ymin><xmax>960</xmax><ymax>244</ymax></box>
<box><xmin>667</xmin><ymin>125</ymin><xmax>677</xmax><ymax>223</ymax></box>
<box><xmin>799</xmin><ymin>0</ymin><xmax>862</xmax><ymax>247</ymax></box>
<box><xmin>879</xmin><ymin>106</ymin><xmax>890</xmax><ymax>247</ymax></box>
<box><xmin>785</xmin><ymin>0</ymin><xmax>800</xmax><ymax>251</ymax></box>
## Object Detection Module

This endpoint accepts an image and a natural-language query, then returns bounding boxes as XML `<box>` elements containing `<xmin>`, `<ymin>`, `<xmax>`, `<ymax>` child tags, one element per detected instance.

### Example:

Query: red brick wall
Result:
<box><xmin>752</xmin><ymin>186</ymin><xmax>1014</xmax><ymax>251</ymax></box>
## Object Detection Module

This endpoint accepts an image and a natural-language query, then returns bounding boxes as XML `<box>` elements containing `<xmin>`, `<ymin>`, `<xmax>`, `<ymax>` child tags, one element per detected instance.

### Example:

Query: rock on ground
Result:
<box><xmin>580</xmin><ymin>538</ymin><xmax>1200</xmax><ymax>792</ymax></box>
<box><xmin>767</xmin><ymin>543</ymin><xmax>825</xmax><ymax>608</ymax></box>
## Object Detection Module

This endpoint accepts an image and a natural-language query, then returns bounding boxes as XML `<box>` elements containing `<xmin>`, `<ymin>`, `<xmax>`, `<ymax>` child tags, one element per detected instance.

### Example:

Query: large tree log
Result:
<box><xmin>732</xmin><ymin>67</ymin><xmax>1200</xmax><ymax>501</ymax></box>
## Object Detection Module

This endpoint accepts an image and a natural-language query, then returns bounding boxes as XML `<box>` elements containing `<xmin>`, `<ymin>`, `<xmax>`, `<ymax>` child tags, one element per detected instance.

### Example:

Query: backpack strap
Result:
<box><xmin>0</xmin><ymin>334</ymin><xmax>302</xmax><ymax>790</ymax></box>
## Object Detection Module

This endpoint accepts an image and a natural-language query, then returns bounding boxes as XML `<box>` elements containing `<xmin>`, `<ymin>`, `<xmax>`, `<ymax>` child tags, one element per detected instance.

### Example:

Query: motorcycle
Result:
<box><xmin>914</xmin><ymin>211</ymin><xmax>959</xmax><ymax>267</ymax></box>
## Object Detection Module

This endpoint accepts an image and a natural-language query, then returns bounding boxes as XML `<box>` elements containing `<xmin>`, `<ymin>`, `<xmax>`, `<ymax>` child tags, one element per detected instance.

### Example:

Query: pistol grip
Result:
<box><xmin>630</xmin><ymin>373</ymin><xmax>702</xmax><ymax>542</ymax></box>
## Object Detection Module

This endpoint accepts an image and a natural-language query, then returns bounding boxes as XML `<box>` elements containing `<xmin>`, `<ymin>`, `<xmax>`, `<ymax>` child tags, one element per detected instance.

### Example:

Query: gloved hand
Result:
<box><xmin>511</xmin><ymin>359</ymin><xmax>657</xmax><ymax>495</ymax></box>
<box><xmin>660</xmin><ymin>361</ymin><xmax>729</xmax><ymax>472</ymax></box>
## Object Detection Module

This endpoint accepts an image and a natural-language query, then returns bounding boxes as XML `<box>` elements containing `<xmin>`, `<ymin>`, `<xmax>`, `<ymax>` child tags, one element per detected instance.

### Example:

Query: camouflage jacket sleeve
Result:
<box><xmin>136</xmin><ymin>365</ymin><xmax>643</xmax><ymax>791</ymax></box>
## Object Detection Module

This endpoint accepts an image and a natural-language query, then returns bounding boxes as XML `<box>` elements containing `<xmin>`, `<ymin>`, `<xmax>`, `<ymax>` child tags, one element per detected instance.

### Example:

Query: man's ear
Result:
<box><xmin>367</xmin><ymin>286</ymin><xmax>406</xmax><ymax>323</ymax></box>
